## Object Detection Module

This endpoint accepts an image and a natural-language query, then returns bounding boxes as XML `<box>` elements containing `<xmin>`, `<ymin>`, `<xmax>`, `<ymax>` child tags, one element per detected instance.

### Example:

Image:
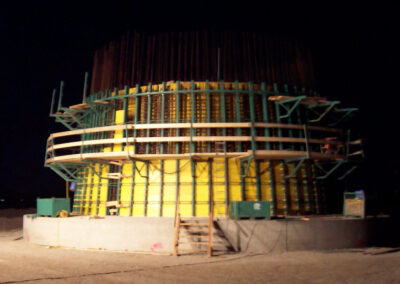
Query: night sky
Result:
<box><xmin>0</xmin><ymin>1</ymin><xmax>398</xmax><ymax>211</ymax></box>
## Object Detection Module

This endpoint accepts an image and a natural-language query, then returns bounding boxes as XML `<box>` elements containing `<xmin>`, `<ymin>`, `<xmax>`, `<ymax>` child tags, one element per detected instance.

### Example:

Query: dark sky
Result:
<box><xmin>0</xmin><ymin>1</ymin><xmax>398</xmax><ymax>207</ymax></box>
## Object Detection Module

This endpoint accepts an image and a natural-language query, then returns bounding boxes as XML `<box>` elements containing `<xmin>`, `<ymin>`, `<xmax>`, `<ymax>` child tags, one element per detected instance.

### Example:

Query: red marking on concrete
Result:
<box><xmin>150</xmin><ymin>242</ymin><xmax>163</xmax><ymax>252</ymax></box>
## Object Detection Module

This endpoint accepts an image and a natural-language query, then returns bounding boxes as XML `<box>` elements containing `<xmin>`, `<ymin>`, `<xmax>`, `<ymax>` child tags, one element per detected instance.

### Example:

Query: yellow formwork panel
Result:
<box><xmin>178</xmin><ymin>160</ymin><xmax>193</xmax><ymax>216</ymax></box>
<box><xmin>132</xmin><ymin>161</ymin><xmax>147</xmax><ymax>216</ymax></box>
<box><xmin>244</xmin><ymin>160</ymin><xmax>258</xmax><ymax>202</ymax></box>
<box><xmin>83</xmin><ymin>166</ymin><xmax>92</xmax><ymax>215</ymax></box>
<box><xmin>113</xmin><ymin>110</ymin><xmax>124</xmax><ymax>151</ymax></box>
<box><xmin>259</xmin><ymin>161</ymin><xmax>274</xmax><ymax>216</ymax></box>
<box><xmin>77</xmin><ymin>157</ymin><xmax>313</xmax><ymax>217</ymax></box>
<box><xmin>196</xmin><ymin>161</ymin><xmax>210</xmax><ymax>216</ymax></box>
<box><xmin>179</xmin><ymin>185</ymin><xmax>192</xmax><ymax>216</ymax></box>
<box><xmin>287</xmin><ymin>164</ymin><xmax>299</xmax><ymax>212</ymax></box>
<box><xmin>119</xmin><ymin>163</ymin><xmax>133</xmax><ymax>216</ymax></box>
<box><xmin>273</xmin><ymin>162</ymin><xmax>287</xmax><ymax>212</ymax></box>
<box><xmin>147</xmin><ymin>161</ymin><xmax>162</xmax><ymax>216</ymax></box>
<box><xmin>212</xmin><ymin>158</ymin><xmax>226</xmax><ymax>216</ymax></box>
<box><xmin>162</xmin><ymin>185</ymin><xmax>176</xmax><ymax>217</ymax></box>
<box><xmin>299</xmin><ymin>165</ymin><xmax>310</xmax><ymax>212</ymax></box>
<box><xmin>259</xmin><ymin>161</ymin><xmax>272</xmax><ymax>201</ymax></box>
<box><xmin>98</xmin><ymin>165</ymin><xmax>109</xmax><ymax>216</ymax></box>
<box><xmin>147</xmin><ymin>183</ymin><xmax>161</xmax><ymax>216</ymax></box>
<box><xmin>228</xmin><ymin>159</ymin><xmax>242</xmax><ymax>201</ymax></box>
<box><xmin>196</xmin><ymin>184</ymin><xmax>209</xmax><ymax>216</ymax></box>
<box><xmin>90</xmin><ymin>164</ymin><xmax>100</xmax><ymax>214</ymax></box>
<box><xmin>162</xmin><ymin>160</ymin><xmax>177</xmax><ymax>217</ymax></box>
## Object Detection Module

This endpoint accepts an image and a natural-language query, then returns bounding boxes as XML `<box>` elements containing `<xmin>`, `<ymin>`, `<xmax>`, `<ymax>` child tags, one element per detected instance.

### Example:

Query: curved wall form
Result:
<box><xmin>46</xmin><ymin>31</ymin><xmax>361</xmax><ymax>218</ymax></box>
<box><xmin>45</xmin><ymin>81</ymin><xmax>354</xmax><ymax>217</ymax></box>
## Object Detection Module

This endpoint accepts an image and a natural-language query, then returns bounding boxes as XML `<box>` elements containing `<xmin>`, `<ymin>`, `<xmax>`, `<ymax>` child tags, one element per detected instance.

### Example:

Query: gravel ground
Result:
<box><xmin>1</xmin><ymin>229</ymin><xmax>399</xmax><ymax>284</ymax></box>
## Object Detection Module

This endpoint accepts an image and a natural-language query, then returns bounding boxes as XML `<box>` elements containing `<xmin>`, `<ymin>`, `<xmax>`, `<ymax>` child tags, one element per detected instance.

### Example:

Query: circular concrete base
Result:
<box><xmin>23</xmin><ymin>214</ymin><xmax>395</xmax><ymax>254</ymax></box>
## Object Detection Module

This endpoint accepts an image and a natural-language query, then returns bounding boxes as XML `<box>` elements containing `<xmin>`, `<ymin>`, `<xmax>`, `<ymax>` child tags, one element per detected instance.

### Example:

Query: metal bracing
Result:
<box><xmin>329</xmin><ymin>108</ymin><xmax>358</xmax><ymax>126</ymax></box>
<box><xmin>46</xmin><ymin>79</ymin><xmax>363</xmax><ymax>217</ymax></box>
<box><xmin>307</xmin><ymin>101</ymin><xmax>340</xmax><ymax>123</ymax></box>
<box><xmin>275</xmin><ymin>95</ymin><xmax>307</xmax><ymax>120</ymax></box>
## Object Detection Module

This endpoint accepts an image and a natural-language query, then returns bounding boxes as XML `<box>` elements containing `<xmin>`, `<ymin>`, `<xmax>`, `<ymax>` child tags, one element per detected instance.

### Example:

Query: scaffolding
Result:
<box><xmin>45</xmin><ymin>80</ymin><xmax>362</xmax><ymax>217</ymax></box>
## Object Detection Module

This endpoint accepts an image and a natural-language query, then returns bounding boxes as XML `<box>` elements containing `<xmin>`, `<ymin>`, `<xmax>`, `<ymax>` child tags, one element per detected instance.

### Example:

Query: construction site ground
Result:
<box><xmin>0</xmin><ymin>229</ymin><xmax>399</xmax><ymax>283</ymax></box>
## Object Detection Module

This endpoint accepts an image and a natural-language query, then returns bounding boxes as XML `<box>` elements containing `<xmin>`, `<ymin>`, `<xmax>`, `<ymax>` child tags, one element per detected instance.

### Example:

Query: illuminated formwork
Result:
<box><xmin>46</xmin><ymin>80</ymin><xmax>361</xmax><ymax>217</ymax></box>
<box><xmin>45</xmin><ymin>31</ymin><xmax>362</xmax><ymax>218</ymax></box>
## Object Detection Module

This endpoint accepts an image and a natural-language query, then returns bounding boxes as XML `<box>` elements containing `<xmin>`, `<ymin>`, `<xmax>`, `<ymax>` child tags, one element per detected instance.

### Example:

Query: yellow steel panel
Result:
<box><xmin>149</xmin><ymin>161</ymin><xmax>161</xmax><ymax>183</ymax></box>
<box><xmin>287</xmin><ymin>164</ymin><xmax>299</xmax><ymax>212</ymax></box>
<box><xmin>163</xmin><ymin>163</ymin><xmax>176</xmax><ymax>183</ymax></box>
<box><xmin>132</xmin><ymin>183</ymin><xmax>145</xmax><ymax>216</ymax></box>
<box><xmin>178</xmin><ymin>184</ymin><xmax>192</xmax><ymax>216</ymax></box>
<box><xmin>228</xmin><ymin>159</ymin><xmax>241</xmax><ymax>183</ymax></box>
<box><xmin>179</xmin><ymin>160</ymin><xmax>192</xmax><ymax>183</ymax></box>
<box><xmin>229</xmin><ymin>182</ymin><xmax>242</xmax><ymax>201</ymax></box>
<box><xmin>162</xmin><ymin>184</ymin><xmax>176</xmax><ymax>217</ymax></box>
<box><xmin>245</xmin><ymin>179</ymin><xmax>258</xmax><ymax>201</ymax></box>
<box><xmin>275</xmin><ymin>183</ymin><xmax>287</xmax><ymax>211</ymax></box>
<box><xmin>135</xmin><ymin>162</ymin><xmax>147</xmax><ymax>183</ymax></box>
<box><xmin>119</xmin><ymin>179</ymin><xmax>131</xmax><ymax>216</ymax></box>
<box><xmin>98</xmin><ymin>165</ymin><xmax>109</xmax><ymax>216</ymax></box>
<box><xmin>90</xmin><ymin>164</ymin><xmax>100</xmax><ymax>214</ymax></box>
<box><xmin>195</xmin><ymin>161</ymin><xmax>208</xmax><ymax>183</ymax></box>
<box><xmin>259</xmin><ymin>161</ymin><xmax>272</xmax><ymax>202</ymax></box>
<box><xmin>84</xmin><ymin>167</ymin><xmax>92</xmax><ymax>215</ymax></box>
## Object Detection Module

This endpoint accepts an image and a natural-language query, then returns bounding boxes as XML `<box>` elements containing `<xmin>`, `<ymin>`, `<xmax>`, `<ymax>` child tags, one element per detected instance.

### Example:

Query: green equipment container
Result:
<box><xmin>230</xmin><ymin>201</ymin><xmax>271</xmax><ymax>219</ymax></box>
<box><xmin>37</xmin><ymin>198</ymin><xmax>70</xmax><ymax>217</ymax></box>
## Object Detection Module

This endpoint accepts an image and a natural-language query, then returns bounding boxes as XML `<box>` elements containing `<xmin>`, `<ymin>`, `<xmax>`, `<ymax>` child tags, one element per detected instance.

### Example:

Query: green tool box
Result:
<box><xmin>37</xmin><ymin>198</ymin><xmax>70</xmax><ymax>217</ymax></box>
<box><xmin>230</xmin><ymin>201</ymin><xmax>271</xmax><ymax>219</ymax></box>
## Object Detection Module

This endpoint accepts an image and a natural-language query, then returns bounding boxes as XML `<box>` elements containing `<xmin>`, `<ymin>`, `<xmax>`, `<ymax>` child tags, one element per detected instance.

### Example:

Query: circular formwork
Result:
<box><xmin>46</xmin><ymin>81</ymin><xmax>351</xmax><ymax>217</ymax></box>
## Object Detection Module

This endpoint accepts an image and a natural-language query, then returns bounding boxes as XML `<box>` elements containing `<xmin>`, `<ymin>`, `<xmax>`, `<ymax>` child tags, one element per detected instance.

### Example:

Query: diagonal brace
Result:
<box><xmin>276</xmin><ymin>96</ymin><xmax>306</xmax><ymax>119</ymax></box>
<box><xmin>308</xmin><ymin>101</ymin><xmax>340</xmax><ymax>123</ymax></box>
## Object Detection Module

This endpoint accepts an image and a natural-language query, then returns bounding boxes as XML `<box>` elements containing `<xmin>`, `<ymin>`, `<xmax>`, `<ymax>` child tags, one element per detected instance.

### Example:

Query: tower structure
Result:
<box><xmin>45</xmin><ymin>31</ymin><xmax>362</xmax><ymax>217</ymax></box>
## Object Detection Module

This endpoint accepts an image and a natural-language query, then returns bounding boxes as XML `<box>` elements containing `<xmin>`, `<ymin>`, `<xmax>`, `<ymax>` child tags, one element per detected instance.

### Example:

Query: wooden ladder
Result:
<box><xmin>173</xmin><ymin>212</ymin><xmax>214</xmax><ymax>257</ymax></box>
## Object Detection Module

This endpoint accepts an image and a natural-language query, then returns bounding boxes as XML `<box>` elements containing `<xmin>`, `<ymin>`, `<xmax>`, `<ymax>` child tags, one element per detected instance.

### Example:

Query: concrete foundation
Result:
<box><xmin>23</xmin><ymin>215</ymin><xmax>396</xmax><ymax>254</ymax></box>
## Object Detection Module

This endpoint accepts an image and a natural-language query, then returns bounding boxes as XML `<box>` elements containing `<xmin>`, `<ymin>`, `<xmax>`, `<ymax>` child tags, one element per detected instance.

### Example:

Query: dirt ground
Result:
<box><xmin>1</xmin><ymin>209</ymin><xmax>399</xmax><ymax>283</ymax></box>
<box><xmin>0</xmin><ymin>228</ymin><xmax>399</xmax><ymax>284</ymax></box>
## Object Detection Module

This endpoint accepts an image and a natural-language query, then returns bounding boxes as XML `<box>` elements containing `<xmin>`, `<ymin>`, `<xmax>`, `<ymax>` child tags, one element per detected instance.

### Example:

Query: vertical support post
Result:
<box><xmin>146</xmin><ymin>83</ymin><xmax>152</xmax><ymax>154</ymax></box>
<box><xmin>191</xmin><ymin>158</ymin><xmax>196</xmax><ymax>216</ymax></box>
<box><xmin>206</xmin><ymin>80</ymin><xmax>211</xmax><ymax>153</ymax></box>
<box><xmin>269</xmin><ymin>162</ymin><xmax>277</xmax><ymax>217</ymax></box>
<box><xmin>134</xmin><ymin>84</ymin><xmax>140</xmax><ymax>154</ymax></box>
<box><xmin>57</xmin><ymin>81</ymin><xmax>64</xmax><ymax>112</ymax></box>
<box><xmin>255</xmin><ymin>161</ymin><xmax>261</xmax><ymax>201</ymax></box>
<box><xmin>261</xmin><ymin>82</ymin><xmax>270</xmax><ymax>150</ymax></box>
<box><xmin>50</xmin><ymin>89</ymin><xmax>56</xmax><ymax>116</ymax></box>
<box><xmin>159</xmin><ymin>82</ymin><xmax>166</xmax><ymax>217</ymax></box>
<box><xmin>83</xmin><ymin>72</ymin><xmax>89</xmax><ymax>103</ymax></box>
<box><xmin>130</xmin><ymin>161</ymin><xmax>136</xmax><ymax>216</ymax></box>
<box><xmin>235</xmin><ymin>81</ymin><xmax>245</xmax><ymax>201</ymax></box>
<box><xmin>95</xmin><ymin>164</ymin><xmax>102</xmax><ymax>215</ymax></box>
<box><xmin>284</xmin><ymin>85</ymin><xmax>299</xmax><ymax>214</ymax></box>
<box><xmin>234</xmin><ymin>81</ymin><xmax>242</xmax><ymax>151</ymax></box>
<box><xmin>219</xmin><ymin>81</ymin><xmax>229</xmax><ymax>214</ymax></box>
<box><xmin>175</xmin><ymin>81</ymin><xmax>180</xmax><ymax>216</ymax></box>
<box><xmin>144</xmin><ymin>161</ymin><xmax>149</xmax><ymax>216</ymax></box>
<box><xmin>208</xmin><ymin>158</ymin><xmax>213</xmax><ymax>216</ymax></box>
<box><xmin>190</xmin><ymin>80</ymin><xmax>196</xmax><ymax>153</ymax></box>
<box><xmin>248</xmin><ymin>82</ymin><xmax>256</xmax><ymax>153</ymax></box>
<box><xmin>249</xmin><ymin>82</ymin><xmax>258</xmax><ymax>202</ymax></box>
<box><xmin>273</xmin><ymin>83</ymin><xmax>283</xmax><ymax>150</ymax></box>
